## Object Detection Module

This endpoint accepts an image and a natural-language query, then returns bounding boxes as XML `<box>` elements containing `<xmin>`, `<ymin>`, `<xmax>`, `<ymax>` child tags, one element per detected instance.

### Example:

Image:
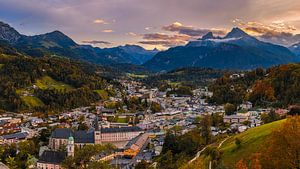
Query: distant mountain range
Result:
<box><xmin>0</xmin><ymin>21</ymin><xmax>158</xmax><ymax>65</ymax></box>
<box><xmin>290</xmin><ymin>42</ymin><xmax>300</xmax><ymax>57</ymax></box>
<box><xmin>144</xmin><ymin>28</ymin><xmax>300</xmax><ymax>71</ymax></box>
<box><xmin>1</xmin><ymin>21</ymin><xmax>300</xmax><ymax>71</ymax></box>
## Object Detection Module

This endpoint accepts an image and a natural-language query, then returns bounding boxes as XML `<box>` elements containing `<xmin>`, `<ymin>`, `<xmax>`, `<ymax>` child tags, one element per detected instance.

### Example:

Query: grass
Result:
<box><xmin>116</xmin><ymin>117</ymin><xmax>128</xmax><ymax>123</ymax></box>
<box><xmin>21</xmin><ymin>96</ymin><xmax>44</xmax><ymax>108</ymax></box>
<box><xmin>94</xmin><ymin>90</ymin><xmax>109</xmax><ymax>100</ymax></box>
<box><xmin>219</xmin><ymin>119</ymin><xmax>285</xmax><ymax>167</ymax></box>
<box><xmin>0</xmin><ymin>64</ymin><xmax>4</xmax><ymax>69</ymax></box>
<box><xmin>35</xmin><ymin>76</ymin><xmax>73</xmax><ymax>91</ymax></box>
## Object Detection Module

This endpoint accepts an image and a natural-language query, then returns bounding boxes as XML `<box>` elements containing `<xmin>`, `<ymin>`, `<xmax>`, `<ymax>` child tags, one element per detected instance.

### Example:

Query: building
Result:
<box><xmin>49</xmin><ymin>126</ymin><xmax>143</xmax><ymax>150</ymax></box>
<box><xmin>37</xmin><ymin>151</ymin><xmax>66</xmax><ymax>169</ymax></box>
<box><xmin>37</xmin><ymin>136</ymin><xmax>74</xmax><ymax>169</ymax></box>
<box><xmin>223</xmin><ymin>115</ymin><xmax>248</xmax><ymax>123</ymax></box>
<box><xmin>239</xmin><ymin>101</ymin><xmax>253</xmax><ymax>110</ymax></box>
<box><xmin>123</xmin><ymin>133</ymin><xmax>150</xmax><ymax>157</ymax></box>
<box><xmin>49</xmin><ymin>128</ymin><xmax>94</xmax><ymax>150</ymax></box>
<box><xmin>0</xmin><ymin>132</ymin><xmax>29</xmax><ymax>144</ymax></box>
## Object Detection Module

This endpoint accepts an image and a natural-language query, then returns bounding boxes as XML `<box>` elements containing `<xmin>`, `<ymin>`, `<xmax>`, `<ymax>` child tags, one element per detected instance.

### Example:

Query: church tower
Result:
<box><xmin>94</xmin><ymin>115</ymin><xmax>102</xmax><ymax>144</ymax></box>
<box><xmin>67</xmin><ymin>136</ymin><xmax>74</xmax><ymax>157</ymax></box>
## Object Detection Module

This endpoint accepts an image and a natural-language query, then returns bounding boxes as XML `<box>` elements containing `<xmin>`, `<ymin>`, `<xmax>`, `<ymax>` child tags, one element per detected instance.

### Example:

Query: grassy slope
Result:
<box><xmin>183</xmin><ymin>120</ymin><xmax>285</xmax><ymax>169</ymax></box>
<box><xmin>219</xmin><ymin>119</ymin><xmax>285</xmax><ymax>167</ymax></box>
<box><xmin>35</xmin><ymin>76</ymin><xmax>73</xmax><ymax>91</ymax></box>
<box><xmin>16</xmin><ymin>76</ymin><xmax>74</xmax><ymax>108</ymax></box>
<box><xmin>94</xmin><ymin>90</ymin><xmax>109</xmax><ymax>100</ymax></box>
<box><xmin>21</xmin><ymin>96</ymin><xmax>44</xmax><ymax>108</ymax></box>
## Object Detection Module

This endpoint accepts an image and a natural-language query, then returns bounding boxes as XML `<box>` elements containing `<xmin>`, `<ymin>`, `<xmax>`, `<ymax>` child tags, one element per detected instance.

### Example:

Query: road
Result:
<box><xmin>188</xmin><ymin>137</ymin><xmax>229</xmax><ymax>164</ymax></box>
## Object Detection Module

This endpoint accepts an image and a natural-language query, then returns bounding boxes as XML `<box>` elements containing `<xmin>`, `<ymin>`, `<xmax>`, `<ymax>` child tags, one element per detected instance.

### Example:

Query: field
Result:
<box><xmin>35</xmin><ymin>76</ymin><xmax>73</xmax><ymax>91</ymax></box>
<box><xmin>219</xmin><ymin>119</ymin><xmax>285</xmax><ymax>167</ymax></box>
<box><xmin>21</xmin><ymin>96</ymin><xmax>44</xmax><ymax>108</ymax></box>
<box><xmin>94</xmin><ymin>90</ymin><xmax>109</xmax><ymax>100</ymax></box>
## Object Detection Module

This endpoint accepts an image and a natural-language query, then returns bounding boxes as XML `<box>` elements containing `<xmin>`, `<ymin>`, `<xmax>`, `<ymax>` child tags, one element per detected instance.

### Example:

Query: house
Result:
<box><xmin>223</xmin><ymin>115</ymin><xmax>248</xmax><ymax>123</ymax></box>
<box><xmin>0</xmin><ymin>162</ymin><xmax>9</xmax><ymax>169</ymax></box>
<box><xmin>239</xmin><ymin>101</ymin><xmax>253</xmax><ymax>110</ymax></box>
<box><xmin>0</xmin><ymin>132</ymin><xmax>29</xmax><ymax>144</ymax></box>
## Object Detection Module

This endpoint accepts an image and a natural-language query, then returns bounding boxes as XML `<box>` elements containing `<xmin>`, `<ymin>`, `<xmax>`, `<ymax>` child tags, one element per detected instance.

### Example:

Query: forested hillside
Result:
<box><xmin>140</xmin><ymin>68</ymin><xmax>227</xmax><ymax>89</ymax></box>
<box><xmin>209</xmin><ymin>64</ymin><xmax>300</xmax><ymax>107</ymax></box>
<box><xmin>0</xmin><ymin>50</ymin><xmax>117</xmax><ymax>113</ymax></box>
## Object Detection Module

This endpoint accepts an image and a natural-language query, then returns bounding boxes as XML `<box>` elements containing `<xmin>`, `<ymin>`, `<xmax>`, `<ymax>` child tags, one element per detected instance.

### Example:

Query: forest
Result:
<box><xmin>208</xmin><ymin>64</ymin><xmax>300</xmax><ymax>107</ymax></box>
<box><xmin>0</xmin><ymin>50</ymin><xmax>117</xmax><ymax>113</ymax></box>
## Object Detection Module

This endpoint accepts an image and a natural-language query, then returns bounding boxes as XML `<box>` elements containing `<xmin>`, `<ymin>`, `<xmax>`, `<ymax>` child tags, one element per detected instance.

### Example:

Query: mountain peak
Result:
<box><xmin>225</xmin><ymin>27</ymin><xmax>250</xmax><ymax>39</ymax></box>
<box><xmin>201</xmin><ymin>32</ymin><xmax>214</xmax><ymax>40</ymax></box>
<box><xmin>0</xmin><ymin>21</ymin><xmax>21</xmax><ymax>43</ymax></box>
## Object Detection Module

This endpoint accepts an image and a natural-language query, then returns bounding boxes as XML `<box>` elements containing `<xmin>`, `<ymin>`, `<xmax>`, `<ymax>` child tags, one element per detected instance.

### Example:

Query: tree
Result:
<box><xmin>261</xmin><ymin>110</ymin><xmax>280</xmax><ymax>124</ymax></box>
<box><xmin>260</xmin><ymin>116</ymin><xmax>300</xmax><ymax>169</ymax></box>
<box><xmin>288</xmin><ymin>105</ymin><xmax>300</xmax><ymax>115</ymax></box>
<box><xmin>235</xmin><ymin>159</ymin><xmax>248</xmax><ymax>169</ymax></box>
<box><xmin>235</xmin><ymin>138</ymin><xmax>242</xmax><ymax>149</ymax></box>
<box><xmin>135</xmin><ymin>160</ymin><xmax>152</xmax><ymax>169</ymax></box>
<box><xmin>200</xmin><ymin>115</ymin><xmax>212</xmax><ymax>144</ymax></box>
<box><xmin>62</xmin><ymin>144</ymin><xmax>116</xmax><ymax>169</ymax></box>
<box><xmin>224</xmin><ymin>103</ymin><xmax>236</xmax><ymax>115</ymax></box>
<box><xmin>5</xmin><ymin>156</ymin><xmax>18</xmax><ymax>169</ymax></box>
<box><xmin>151</xmin><ymin>102</ymin><xmax>161</xmax><ymax>113</ymax></box>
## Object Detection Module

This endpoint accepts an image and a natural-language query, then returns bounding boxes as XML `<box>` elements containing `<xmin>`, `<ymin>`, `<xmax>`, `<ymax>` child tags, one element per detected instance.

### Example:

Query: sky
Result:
<box><xmin>0</xmin><ymin>0</ymin><xmax>300</xmax><ymax>50</ymax></box>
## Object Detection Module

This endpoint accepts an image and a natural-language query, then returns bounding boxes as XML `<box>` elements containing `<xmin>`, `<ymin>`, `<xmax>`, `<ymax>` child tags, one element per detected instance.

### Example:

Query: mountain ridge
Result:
<box><xmin>144</xmin><ymin>28</ymin><xmax>298</xmax><ymax>71</ymax></box>
<box><xmin>0</xmin><ymin>21</ymin><xmax>157</xmax><ymax>65</ymax></box>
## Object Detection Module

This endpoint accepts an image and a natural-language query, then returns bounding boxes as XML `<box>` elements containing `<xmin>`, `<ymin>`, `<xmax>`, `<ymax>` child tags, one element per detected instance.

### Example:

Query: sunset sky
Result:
<box><xmin>1</xmin><ymin>0</ymin><xmax>300</xmax><ymax>49</ymax></box>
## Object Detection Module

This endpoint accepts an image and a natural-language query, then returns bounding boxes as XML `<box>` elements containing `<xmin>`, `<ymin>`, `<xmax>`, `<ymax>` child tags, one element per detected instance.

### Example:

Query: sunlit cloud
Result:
<box><xmin>140</xmin><ymin>33</ymin><xmax>190</xmax><ymax>47</ymax></box>
<box><xmin>102</xmin><ymin>29</ymin><xmax>114</xmax><ymax>33</ymax></box>
<box><xmin>93</xmin><ymin>19</ymin><xmax>108</xmax><ymax>24</ymax></box>
<box><xmin>163</xmin><ymin>22</ymin><xmax>227</xmax><ymax>37</ymax></box>
<box><xmin>82</xmin><ymin>40</ymin><xmax>111</xmax><ymax>45</ymax></box>
<box><xmin>126</xmin><ymin>32</ymin><xmax>138</xmax><ymax>36</ymax></box>
<box><xmin>232</xmin><ymin>19</ymin><xmax>300</xmax><ymax>45</ymax></box>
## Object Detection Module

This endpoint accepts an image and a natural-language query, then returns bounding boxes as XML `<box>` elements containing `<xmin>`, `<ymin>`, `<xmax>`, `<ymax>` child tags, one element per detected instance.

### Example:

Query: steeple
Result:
<box><xmin>67</xmin><ymin>135</ymin><xmax>74</xmax><ymax>157</ymax></box>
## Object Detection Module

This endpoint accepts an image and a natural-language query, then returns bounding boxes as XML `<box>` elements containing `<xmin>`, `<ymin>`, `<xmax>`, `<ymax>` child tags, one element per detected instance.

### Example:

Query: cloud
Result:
<box><xmin>163</xmin><ymin>22</ymin><xmax>227</xmax><ymax>37</ymax></box>
<box><xmin>93</xmin><ymin>19</ymin><xmax>108</xmax><ymax>24</ymax></box>
<box><xmin>233</xmin><ymin>19</ymin><xmax>300</xmax><ymax>45</ymax></box>
<box><xmin>82</xmin><ymin>40</ymin><xmax>111</xmax><ymax>45</ymax></box>
<box><xmin>140</xmin><ymin>33</ymin><xmax>190</xmax><ymax>47</ymax></box>
<box><xmin>102</xmin><ymin>29</ymin><xmax>114</xmax><ymax>33</ymax></box>
<box><xmin>126</xmin><ymin>32</ymin><xmax>138</xmax><ymax>36</ymax></box>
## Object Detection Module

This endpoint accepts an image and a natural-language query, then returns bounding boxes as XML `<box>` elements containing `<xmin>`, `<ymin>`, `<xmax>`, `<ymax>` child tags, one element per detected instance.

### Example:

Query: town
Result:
<box><xmin>0</xmin><ymin>76</ymin><xmax>290</xmax><ymax>169</ymax></box>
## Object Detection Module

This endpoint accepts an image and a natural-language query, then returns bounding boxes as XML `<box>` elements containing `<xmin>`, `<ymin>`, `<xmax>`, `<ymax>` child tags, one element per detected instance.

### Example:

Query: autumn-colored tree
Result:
<box><xmin>250</xmin><ymin>153</ymin><xmax>262</xmax><ymax>169</ymax></box>
<box><xmin>246</xmin><ymin>80</ymin><xmax>276</xmax><ymax>106</ymax></box>
<box><xmin>235</xmin><ymin>159</ymin><xmax>248</xmax><ymax>169</ymax></box>
<box><xmin>260</xmin><ymin>116</ymin><xmax>300</xmax><ymax>169</ymax></box>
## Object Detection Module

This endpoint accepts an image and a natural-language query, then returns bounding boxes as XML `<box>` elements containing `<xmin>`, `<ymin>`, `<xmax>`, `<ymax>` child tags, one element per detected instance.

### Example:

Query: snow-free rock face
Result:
<box><xmin>0</xmin><ymin>21</ymin><xmax>21</xmax><ymax>43</ymax></box>
<box><xmin>144</xmin><ymin>28</ymin><xmax>297</xmax><ymax>72</ymax></box>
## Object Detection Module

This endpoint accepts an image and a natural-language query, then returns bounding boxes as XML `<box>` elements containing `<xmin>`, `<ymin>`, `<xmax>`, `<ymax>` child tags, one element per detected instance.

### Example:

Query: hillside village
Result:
<box><xmin>0</xmin><ymin>75</ymin><xmax>291</xmax><ymax>169</ymax></box>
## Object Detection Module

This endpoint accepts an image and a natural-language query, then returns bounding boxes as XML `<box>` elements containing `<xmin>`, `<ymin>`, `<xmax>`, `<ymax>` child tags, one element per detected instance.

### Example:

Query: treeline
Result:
<box><xmin>0</xmin><ymin>53</ymin><xmax>115</xmax><ymax>112</ymax></box>
<box><xmin>140</xmin><ymin>67</ymin><xmax>227</xmax><ymax>89</ymax></box>
<box><xmin>208</xmin><ymin>64</ymin><xmax>300</xmax><ymax>107</ymax></box>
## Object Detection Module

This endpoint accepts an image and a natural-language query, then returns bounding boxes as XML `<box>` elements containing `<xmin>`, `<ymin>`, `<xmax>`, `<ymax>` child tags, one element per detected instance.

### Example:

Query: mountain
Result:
<box><xmin>0</xmin><ymin>21</ymin><xmax>156</xmax><ymax>65</ymax></box>
<box><xmin>289</xmin><ymin>42</ymin><xmax>300</xmax><ymax>56</ymax></box>
<box><xmin>99</xmin><ymin>45</ymin><xmax>158</xmax><ymax>65</ymax></box>
<box><xmin>0</xmin><ymin>21</ymin><xmax>21</xmax><ymax>43</ymax></box>
<box><xmin>144</xmin><ymin>28</ymin><xmax>297</xmax><ymax>71</ymax></box>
